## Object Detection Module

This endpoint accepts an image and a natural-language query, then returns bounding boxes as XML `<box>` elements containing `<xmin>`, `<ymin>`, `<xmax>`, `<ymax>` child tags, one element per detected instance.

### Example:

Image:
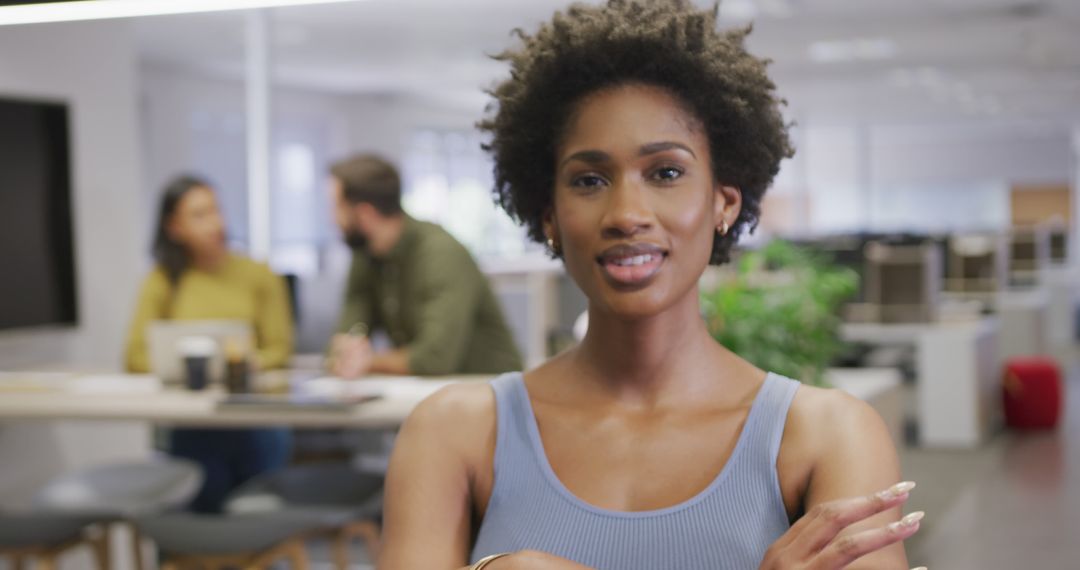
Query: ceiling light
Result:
<box><xmin>979</xmin><ymin>97</ymin><xmax>1003</xmax><ymax>115</ymax></box>
<box><xmin>809</xmin><ymin>37</ymin><xmax>897</xmax><ymax>63</ymax></box>
<box><xmin>758</xmin><ymin>0</ymin><xmax>795</xmax><ymax>18</ymax></box>
<box><xmin>720</xmin><ymin>0</ymin><xmax>757</xmax><ymax>21</ymax></box>
<box><xmin>952</xmin><ymin>82</ymin><xmax>976</xmax><ymax>104</ymax></box>
<box><xmin>889</xmin><ymin>68</ymin><xmax>915</xmax><ymax>88</ymax></box>
<box><xmin>914</xmin><ymin>66</ymin><xmax>944</xmax><ymax>87</ymax></box>
<box><xmin>0</xmin><ymin>0</ymin><xmax>365</xmax><ymax>27</ymax></box>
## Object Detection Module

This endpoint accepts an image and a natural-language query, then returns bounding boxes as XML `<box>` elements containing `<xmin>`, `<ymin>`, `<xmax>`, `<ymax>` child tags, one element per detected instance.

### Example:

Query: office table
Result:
<box><xmin>842</xmin><ymin>317</ymin><xmax>1000</xmax><ymax>448</ymax></box>
<box><xmin>0</xmin><ymin>373</ymin><xmax>481</xmax><ymax>429</ymax></box>
<box><xmin>0</xmin><ymin>367</ymin><xmax>904</xmax><ymax>436</ymax></box>
<box><xmin>0</xmin><ymin>367</ymin><xmax>904</xmax><ymax>511</ymax></box>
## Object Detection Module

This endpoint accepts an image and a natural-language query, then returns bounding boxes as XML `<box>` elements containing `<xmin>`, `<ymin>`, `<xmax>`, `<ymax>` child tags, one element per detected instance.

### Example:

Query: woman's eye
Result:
<box><xmin>572</xmin><ymin>174</ymin><xmax>607</xmax><ymax>188</ymax></box>
<box><xmin>653</xmin><ymin>166</ymin><xmax>683</xmax><ymax>182</ymax></box>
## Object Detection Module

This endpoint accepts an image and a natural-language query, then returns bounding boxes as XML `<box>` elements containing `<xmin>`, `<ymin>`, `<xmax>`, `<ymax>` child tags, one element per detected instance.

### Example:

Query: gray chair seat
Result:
<box><xmin>225</xmin><ymin>463</ymin><xmax>383</xmax><ymax>520</ymax></box>
<box><xmin>134</xmin><ymin>511</ymin><xmax>337</xmax><ymax>556</ymax></box>
<box><xmin>34</xmin><ymin>458</ymin><xmax>202</xmax><ymax>516</ymax></box>
<box><xmin>0</xmin><ymin>512</ymin><xmax>102</xmax><ymax>548</ymax></box>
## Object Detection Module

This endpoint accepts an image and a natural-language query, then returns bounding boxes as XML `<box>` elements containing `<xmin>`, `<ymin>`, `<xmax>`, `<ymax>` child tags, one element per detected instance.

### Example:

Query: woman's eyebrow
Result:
<box><xmin>560</xmin><ymin>142</ymin><xmax>696</xmax><ymax>169</ymax></box>
<box><xmin>559</xmin><ymin>149</ymin><xmax>610</xmax><ymax>169</ymax></box>
<box><xmin>639</xmin><ymin>141</ymin><xmax>696</xmax><ymax>158</ymax></box>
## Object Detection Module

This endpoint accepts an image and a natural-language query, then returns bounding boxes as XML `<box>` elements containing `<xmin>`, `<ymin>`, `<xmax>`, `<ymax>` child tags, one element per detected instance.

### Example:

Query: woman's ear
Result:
<box><xmin>714</xmin><ymin>183</ymin><xmax>742</xmax><ymax>235</ymax></box>
<box><xmin>166</xmin><ymin>215</ymin><xmax>184</xmax><ymax>244</ymax></box>
<box><xmin>542</xmin><ymin>207</ymin><xmax>558</xmax><ymax>244</ymax></box>
<box><xmin>542</xmin><ymin>207</ymin><xmax>564</xmax><ymax>256</ymax></box>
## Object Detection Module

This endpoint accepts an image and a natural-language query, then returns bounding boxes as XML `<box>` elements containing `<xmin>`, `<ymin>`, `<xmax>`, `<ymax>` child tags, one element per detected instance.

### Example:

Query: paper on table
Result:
<box><xmin>67</xmin><ymin>375</ymin><xmax>162</xmax><ymax>394</ymax></box>
<box><xmin>300</xmin><ymin>376</ymin><xmax>458</xmax><ymax>402</ymax></box>
<box><xmin>0</xmin><ymin>373</ymin><xmax>162</xmax><ymax>394</ymax></box>
<box><xmin>0</xmin><ymin>372</ymin><xmax>75</xmax><ymax>392</ymax></box>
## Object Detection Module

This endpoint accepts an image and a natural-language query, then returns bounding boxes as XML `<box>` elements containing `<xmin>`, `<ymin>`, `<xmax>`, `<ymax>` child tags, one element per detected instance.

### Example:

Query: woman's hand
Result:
<box><xmin>759</xmin><ymin>482</ymin><xmax>926</xmax><ymax>570</ymax></box>
<box><xmin>483</xmin><ymin>550</ymin><xmax>594</xmax><ymax>569</ymax></box>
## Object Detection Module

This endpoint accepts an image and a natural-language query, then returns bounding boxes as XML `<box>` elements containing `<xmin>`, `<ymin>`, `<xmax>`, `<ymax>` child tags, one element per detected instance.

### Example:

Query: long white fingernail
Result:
<box><xmin>888</xmin><ymin>511</ymin><xmax>925</xmax><ymax>533</ymax></box>
<box><xmin>878</xmin><ymin>481</ymin><xmax>917</xmax><ymax>500</ymax></box>
<box><xmin>901</xmin><ymin>511</ymin><xmax>925</xmax><ymax>526</ymax></box>
<box><xmin>911</xmin><ymin>567</ymin><xmax>928</xmax><ymax>570</ymax></box>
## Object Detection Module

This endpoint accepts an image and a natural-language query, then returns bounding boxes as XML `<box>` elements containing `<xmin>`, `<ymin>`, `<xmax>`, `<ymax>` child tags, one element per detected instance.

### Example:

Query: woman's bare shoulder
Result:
<box><xmin>789</xmin><ymin>383</ymin><xmax>886</xmax><ymax>435</ymax></box>
<box><xmin>782</xmin><ymin>382</ymin><xmax>895</xmax><ymax>467</ymax></box>
<box><xmin>405</xmin><ymin>380</ymin><xmax>498</xmax><ymax>435</ymax></box>
<box><xmin>776</xmin><ymin>382</ymin><xmax>898</xmax><ymax>515</ymax></box>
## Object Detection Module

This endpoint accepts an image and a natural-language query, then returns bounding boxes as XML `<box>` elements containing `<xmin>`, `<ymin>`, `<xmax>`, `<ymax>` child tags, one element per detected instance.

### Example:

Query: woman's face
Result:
<box><xmin>168</xmin><ymin>185</ymin><xmax>227</xmax><ymax>258</ymax></box>
<box><xmin>548</xmin><ymin>83</ymin><xmax>741</xmax><ymax>320</ymax></box>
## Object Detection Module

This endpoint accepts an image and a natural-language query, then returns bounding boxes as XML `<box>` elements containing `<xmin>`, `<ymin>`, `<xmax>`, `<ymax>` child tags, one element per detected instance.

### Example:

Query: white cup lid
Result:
<box><xmin>177</xmin><ymin>336</ymin><xmax>218</xmax><ymax>357</ymax></box>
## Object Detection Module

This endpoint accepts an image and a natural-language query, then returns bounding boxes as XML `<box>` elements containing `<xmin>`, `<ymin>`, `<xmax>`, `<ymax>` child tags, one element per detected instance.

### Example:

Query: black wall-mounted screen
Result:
<box><xmin>0</xmin><ymin>96</ymin><xmax>78</xmax><ymax>330</ymax></box>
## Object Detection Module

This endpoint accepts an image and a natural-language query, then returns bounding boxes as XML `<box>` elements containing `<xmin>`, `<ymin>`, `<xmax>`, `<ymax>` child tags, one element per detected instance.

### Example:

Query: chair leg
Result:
<box><xmin>127</xmin><ymin>524</ymin><xmax>144</xmax><ymax>570</ymax></box>
<box><xmin>333</xmin><ymin>531</ymin><xmax>350</xmax><ymax>570</ymax></box>
<box><xmin>285</xmin><ymin>540</ymin><xmax>310</xmax><ymax>570</ymax></box>
<box><xmin>36</xmin><ymin>554</ymin><xmax>56</xmax><ymax>570</ymax></box>
<box><xmin>12</xmin><ymin>555</ymin><xmax>28</xmax><ymax>570</ymax></box>
<box><xmin>91</xmin><ymin>533</ymin><xmax>111</xmax><ymax>570</ymax></box>
<box><xmin>348</xmin><ymin>521</ymin><xmax>381</xmax><ymax>563</ymax></box>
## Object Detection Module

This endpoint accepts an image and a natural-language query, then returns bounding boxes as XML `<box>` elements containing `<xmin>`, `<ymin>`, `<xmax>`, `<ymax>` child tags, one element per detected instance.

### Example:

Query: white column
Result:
<box><xmin>805</xmin><ymin>125</ymin><xmax>863</xmax><ymax>233</ymax></box>
<box><xmin>245</xmin><ymin>9</ymin><xmax>272</xmax><ymax>261</ymax></box>
<box><xmin>1071</xmin><ymin>126</ymin><xmax>1080</xmax><ymax>265</ymax></box>
<box><xmin>855</xmin><ymin>123</ymin><xmax>873</xmax><ymax>230</ymax></box>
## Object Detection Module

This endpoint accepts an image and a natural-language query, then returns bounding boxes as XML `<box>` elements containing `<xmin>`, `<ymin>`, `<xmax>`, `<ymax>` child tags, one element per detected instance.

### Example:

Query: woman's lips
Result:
<box><xmin>596</xmin><ymin>243</ymin><xmax>668</xmax><ymax>286</ymax></box>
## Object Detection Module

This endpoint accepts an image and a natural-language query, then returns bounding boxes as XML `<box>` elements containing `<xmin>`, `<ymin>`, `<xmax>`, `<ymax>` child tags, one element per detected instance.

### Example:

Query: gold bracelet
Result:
<box><xmin>471</xmin><ymin>553</ymin><xmax>511</xmax><ymax>570</ymax></box>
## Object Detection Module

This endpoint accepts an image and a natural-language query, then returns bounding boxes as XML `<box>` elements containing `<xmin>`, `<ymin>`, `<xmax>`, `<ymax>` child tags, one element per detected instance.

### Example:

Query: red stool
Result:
<box><xmin>1003</xmin><ymin>357</ymin><xmax>1063</xmax><ymax>430</ymax></box>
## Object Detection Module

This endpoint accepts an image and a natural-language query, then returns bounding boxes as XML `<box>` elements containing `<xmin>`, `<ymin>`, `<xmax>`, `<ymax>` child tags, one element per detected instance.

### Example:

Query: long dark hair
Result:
<box><xmin>152</xmin><ymin>174</ymin><xmax>212</xmax><ymax>286</ymax></box>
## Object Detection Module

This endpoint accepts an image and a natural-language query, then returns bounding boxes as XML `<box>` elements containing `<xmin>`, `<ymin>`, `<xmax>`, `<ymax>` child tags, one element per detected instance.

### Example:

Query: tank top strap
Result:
<box><xmin>485</xmin><ymin>372</ymin><xmax>537</xmax><ymax>510</ymax></box>
<box><xmin>738</xmin><ymin>373</ymin><xmax>801</xmax><ymax>473</ymax></box>
<box><xmin>489</xmin><ymin>371</ymin><xmax>530</xmax><ymax>452</ymax></box>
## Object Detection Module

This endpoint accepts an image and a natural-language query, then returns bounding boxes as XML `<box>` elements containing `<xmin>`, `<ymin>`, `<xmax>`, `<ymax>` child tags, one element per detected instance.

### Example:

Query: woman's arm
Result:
<box><xmin>379</xmin><ymin>383</ymin><xmax>493</xmax><ymax>569</ymax></box>
<box><xmin>379</xmin><ymin>383</ymin><xmax>595</xmax><ymax>570</ymax></box>
<box><xmin>803</xmin><ymin>392</ymin><xmax>910</xmax><ymax>569</ymax></box>
<box><xmin>253</xmin><ymin>268</ymin><xmax>294</xmax><ymax>369</ymax></box>
<box><xmin>123</xmin><ymin>270</ymin><xmax>170</xmax><ymax>373</ymax></box>
<box><xmin>763</xmin><ymin>388</ymin><xmax>920</xmax><ymax>570</ymax></box>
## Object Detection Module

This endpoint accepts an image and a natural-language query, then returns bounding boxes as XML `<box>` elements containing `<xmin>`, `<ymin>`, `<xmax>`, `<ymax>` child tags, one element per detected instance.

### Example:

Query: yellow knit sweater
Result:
<box><xmin>124</xmin><ymin>255</ymin><xmax>294</xmax><ymax>373</ymax></box>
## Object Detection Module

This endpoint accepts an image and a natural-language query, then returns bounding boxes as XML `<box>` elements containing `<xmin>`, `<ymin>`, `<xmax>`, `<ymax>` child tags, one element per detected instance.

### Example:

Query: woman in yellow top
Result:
<box><xmin>125</xmin><ymin>175</ymin><xmax>294</xmax><ymax>513</ymax></box>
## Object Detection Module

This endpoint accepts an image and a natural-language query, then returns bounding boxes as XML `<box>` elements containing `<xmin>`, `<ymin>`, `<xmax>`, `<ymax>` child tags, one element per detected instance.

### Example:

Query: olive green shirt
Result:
<box><xmin>338</xmin><ymin>216</ymin><xmax>523</xmax><ymax>375</ymax></box>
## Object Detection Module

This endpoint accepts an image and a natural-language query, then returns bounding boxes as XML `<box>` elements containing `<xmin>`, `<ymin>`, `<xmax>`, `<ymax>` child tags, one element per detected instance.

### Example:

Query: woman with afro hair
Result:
<box><xmin>379</xmin><ymin>2</ymin><xmax>924</xmax><ymax>569</ymax></box>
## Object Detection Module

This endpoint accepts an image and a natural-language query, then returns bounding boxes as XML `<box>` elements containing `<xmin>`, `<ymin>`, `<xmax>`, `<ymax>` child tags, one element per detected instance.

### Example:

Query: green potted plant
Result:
<box><xmin>701</xmin><ymin>240</ymin><xmax>859</xmax><ymax>386</ymax></box>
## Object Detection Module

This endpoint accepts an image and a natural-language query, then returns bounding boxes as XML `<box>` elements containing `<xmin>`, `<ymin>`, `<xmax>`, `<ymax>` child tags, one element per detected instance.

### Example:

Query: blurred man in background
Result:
<box><xmin>326</xmin><ymin>154</ymin><xmax>522</xmax><ymax>378</ymax></box>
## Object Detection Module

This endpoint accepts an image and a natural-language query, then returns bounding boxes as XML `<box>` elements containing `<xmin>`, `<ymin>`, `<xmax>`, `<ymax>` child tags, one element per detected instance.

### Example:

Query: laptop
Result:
<box><xmin>147</xmin><ymin>320</ymin><xmax>253</xmax><ymax>386</ymax></box>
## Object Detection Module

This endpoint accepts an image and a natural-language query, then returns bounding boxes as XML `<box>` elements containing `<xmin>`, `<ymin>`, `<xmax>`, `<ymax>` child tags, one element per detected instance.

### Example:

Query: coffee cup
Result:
<box><xmin>177</xmin><ymin>336</ymin><xmax>217</xmax><ymax>391</ymax></box>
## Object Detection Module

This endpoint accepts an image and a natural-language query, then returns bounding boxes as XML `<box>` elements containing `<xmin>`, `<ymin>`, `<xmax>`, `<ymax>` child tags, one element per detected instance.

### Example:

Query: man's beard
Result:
<box><xmin>344</xmin><ymin>226</ymin><xmax>369</xmax><ymax>251</ymax></box>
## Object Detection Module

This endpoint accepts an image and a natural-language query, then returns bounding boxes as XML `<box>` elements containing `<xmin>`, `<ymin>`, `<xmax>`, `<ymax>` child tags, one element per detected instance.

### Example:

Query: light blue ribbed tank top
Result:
<box><xmin>471</xmin><ymin>372</ymin><xmax>800</xmax><ymax>569</ymax></box>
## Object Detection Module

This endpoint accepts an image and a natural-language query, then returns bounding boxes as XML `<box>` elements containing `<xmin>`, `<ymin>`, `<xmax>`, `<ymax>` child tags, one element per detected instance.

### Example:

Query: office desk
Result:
<box><xmin>0</xmin><ymin>368</ymin><xmax>902</xmax><ymax>509</ymax></box>
<box><xmin>842</xmin><ymin>318</ymin><xmax>1000</xmax><ymax>448</ymax></box>
<box><xmin>0</xmin><ymin>373</ymin><xmax>484</xmax><ymax>429</ymax></box>
<box><xmin>996</xmin><ymin>289</ymin><xmax>1049</xmax><ymax>362</ymax></box>
<box><xmin>0</xmin><ymin>367</ymin><xmax>905</xmax><ymax>437</ymax></box>
<box><xmin>1043</xmin><ymin>266</ymin><xmax>1080</xmax><ymax>359</ymax></box>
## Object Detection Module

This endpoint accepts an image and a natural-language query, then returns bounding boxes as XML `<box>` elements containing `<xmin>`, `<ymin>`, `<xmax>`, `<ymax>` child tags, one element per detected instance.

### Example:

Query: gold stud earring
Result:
<box><xmin>719</xmin><ymin>220</ymin><xmax>729</xmax><ymax>236</ymax></box>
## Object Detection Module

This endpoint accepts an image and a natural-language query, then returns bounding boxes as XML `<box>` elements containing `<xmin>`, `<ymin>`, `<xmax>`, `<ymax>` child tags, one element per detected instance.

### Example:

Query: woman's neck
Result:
<box><xmin>572</xmin><ymin>288</ymin><xmax>719</xmax><ymax>406</ymax></box>
<box><xmin>190</xmin><ymin>249</ymin><xmax>228</xmax><ymax>273</ymax></box>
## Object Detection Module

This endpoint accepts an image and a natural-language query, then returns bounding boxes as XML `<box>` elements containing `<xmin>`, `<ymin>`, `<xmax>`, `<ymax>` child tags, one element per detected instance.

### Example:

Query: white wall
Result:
<box><xmin>800</xmin><ymin>125</ymin><xmax>869</xmax><ymax>233</ymax></box>
<box><xmin>869</xmin><ymin>124</ymin><xmax>1072</xmax><ymax>187</ymax></box>
<box><xmin>343</xmin><ymin>92</ymin><xmax>480</xmax><ymax>161</ymax></box>
<box><xmin>0</xmin><ymin>21</ymin><xmax>153</xmax><ymax>517</ymax></box>
<box><xmin>139</xmin><ymin>65</ymin><xmax>356</xmax><ymax>244</ymax></box>
<box><xmin>778</xmin><ymin>121</ymin><xmax>1074</xmax><ymax>236</ymax></box>
<box><xmin>0</xmin><ymin>20</ymin><xmax>143</xmax><ymax>371</ymax></box>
